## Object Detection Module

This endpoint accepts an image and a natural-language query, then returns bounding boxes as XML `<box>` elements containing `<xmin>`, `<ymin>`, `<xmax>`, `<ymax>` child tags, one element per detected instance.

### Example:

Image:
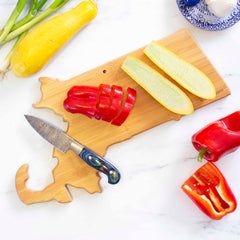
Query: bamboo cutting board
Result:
<box><xmin>16</xmin><ymin>29</ymin><xmax>230</xmax><ymax>204</ymax></box>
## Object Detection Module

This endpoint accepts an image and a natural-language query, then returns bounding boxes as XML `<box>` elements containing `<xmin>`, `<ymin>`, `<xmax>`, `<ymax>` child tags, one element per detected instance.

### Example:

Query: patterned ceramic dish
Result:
<box><xmin>176</xmin><ymin>0</ymin><xmax>240</xmax><ymax>31</ymax></box>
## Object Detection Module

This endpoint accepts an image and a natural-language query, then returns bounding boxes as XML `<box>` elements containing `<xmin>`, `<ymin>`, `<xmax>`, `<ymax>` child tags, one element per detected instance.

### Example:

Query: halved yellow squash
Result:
<box><xmin>144</xmin><ymin>41</ymin><xmax>216</xmax><ymax>99</ymax></box>
<box><xmin>121</xmin><ymin>55</ymin><xmax>194</xmax><ymax>115</ymax></box>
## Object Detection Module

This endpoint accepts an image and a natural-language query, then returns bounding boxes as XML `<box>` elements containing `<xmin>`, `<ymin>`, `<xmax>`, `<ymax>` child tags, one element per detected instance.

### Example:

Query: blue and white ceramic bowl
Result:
<box><xmin>176</xmin><ymin>0</ymin><xmax>240</xmax><ymax>31</ymax></box>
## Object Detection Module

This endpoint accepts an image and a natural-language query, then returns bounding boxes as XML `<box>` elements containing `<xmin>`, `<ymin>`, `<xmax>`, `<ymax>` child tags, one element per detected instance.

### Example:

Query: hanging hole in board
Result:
<box><xmin>103</xmin><ymin>70</ymin><xmax>107</xmax><ymax>74</ymax></box>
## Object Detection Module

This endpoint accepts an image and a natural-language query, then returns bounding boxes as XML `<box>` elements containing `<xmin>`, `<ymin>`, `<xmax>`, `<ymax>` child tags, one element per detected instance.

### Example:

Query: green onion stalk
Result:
<box><xmin>2</xmin><ymin>0</ymin><xmax>70</xmax><ymax>44</ymax></box>
<box><xmin>0</xmin><ymin>0</ymin><xmax>28</xmax><ymax>44</ymax></box>
<box><xmin>0</xmin><ymin>0</ymin><xmax>70</xmax><ymax>78</ymax></box>
<box><xmin>11</xmin><ymin>0</ymin><xmax>48</xmax><ymax>31</ymax></box>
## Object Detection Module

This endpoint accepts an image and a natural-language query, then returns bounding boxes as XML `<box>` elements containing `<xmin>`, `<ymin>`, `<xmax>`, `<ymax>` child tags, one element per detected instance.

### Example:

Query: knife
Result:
<box><xmin>25</xmin><ymin>115</ymin><xmax>120</xmax><ymax>184</ymax></box>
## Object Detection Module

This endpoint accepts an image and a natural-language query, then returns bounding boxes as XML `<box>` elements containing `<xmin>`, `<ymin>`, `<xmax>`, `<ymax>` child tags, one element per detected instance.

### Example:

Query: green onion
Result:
<box><xmin>2</xmin><ymin>0</ymin><xmax>70</xmax><ymax>44</ymax></box>
<box><xmin>0</xmin><ymin>0</ymin><xmax>28</xmax><ymax>44</ymax></box>
<box><xmin>11</xmin><ymin>0</ymin><xmax>48</xmax><ymax>31</ymax></box>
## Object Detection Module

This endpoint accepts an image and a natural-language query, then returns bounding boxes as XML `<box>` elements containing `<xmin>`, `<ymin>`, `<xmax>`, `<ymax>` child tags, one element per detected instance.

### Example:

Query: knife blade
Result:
<box><xmin>25</xmin><ymin>115</ymin><xmax>120</xmax><ymax>184</ymax></box>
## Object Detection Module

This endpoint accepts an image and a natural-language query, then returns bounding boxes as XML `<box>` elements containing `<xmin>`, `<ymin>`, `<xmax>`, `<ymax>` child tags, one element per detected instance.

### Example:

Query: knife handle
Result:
<box><xmin>79</xmin><ymin>147</ymin><xmax>121</xmax><ymax>184</ymax></box>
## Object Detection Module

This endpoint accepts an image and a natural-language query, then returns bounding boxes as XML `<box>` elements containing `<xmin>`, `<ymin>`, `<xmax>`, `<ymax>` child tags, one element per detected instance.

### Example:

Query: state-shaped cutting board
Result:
<box><xmin>16</xmin><ymin>29</ymin><xmax>230</xmax><ymax>204</ymax></box>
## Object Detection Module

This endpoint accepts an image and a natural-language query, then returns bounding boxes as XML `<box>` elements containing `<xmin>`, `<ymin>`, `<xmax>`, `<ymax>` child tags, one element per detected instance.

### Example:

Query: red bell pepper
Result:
<box><xmin>67</xmin><ymin>86</ymin><xmax>99</xmax><ymax>99</ymax></box>
<box><xmin>63</xmin><ymin>84</ymin><xmax>136</xmax><ymax>125</ymax></box>
<box><xmin>94</xmin><ymin>84</ymin><xmax>111</xmax><ymax>120</ymax></box>
<box><xmin>63</xmin><ymin>97</ymin><xmax>97</xmax><ymax>118</ymax></box>
<box><xmin>64</xmin><ymin>85</ymin><xmax>99</xmax><ymax>118</ymax></box>
<box><xmin>182</xmin><ymin>162</ymin><xmax>237</xmax><ymax>220</ymax></box>
<box><xmin>192</xmin><ymin>111</ymin><xmax>240</xmax><ymax>162</ymax></box>
<box><xmin>111</xmin><ymin>88</ymin><xmax>136</xmax><ymax>126</ymax></box>
<box><xmin>102</xmin><ymin>85</ymin><xmax>123</xmax><ymax>122</ymax></box>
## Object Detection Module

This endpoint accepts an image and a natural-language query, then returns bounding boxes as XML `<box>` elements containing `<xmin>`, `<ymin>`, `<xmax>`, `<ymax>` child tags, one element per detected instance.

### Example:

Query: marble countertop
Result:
<box><xmin>1</xmin><ymin>0</ymin><xmax>240</xmax><ymax>239</ymax></box>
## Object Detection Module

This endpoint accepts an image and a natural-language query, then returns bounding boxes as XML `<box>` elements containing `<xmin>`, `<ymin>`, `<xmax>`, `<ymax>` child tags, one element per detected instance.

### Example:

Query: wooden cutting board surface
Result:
<box><xmin>16</xmin><ymin>29</ymin><xmax>230</xmax><ymax>204</ymax></box>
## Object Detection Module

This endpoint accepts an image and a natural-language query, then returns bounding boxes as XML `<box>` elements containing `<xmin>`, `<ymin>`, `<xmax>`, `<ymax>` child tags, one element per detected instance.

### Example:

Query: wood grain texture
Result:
<box><xmin>15</xmin><ymin>29</ymin><xmax>230</xmax><ymax>204</ymax></box>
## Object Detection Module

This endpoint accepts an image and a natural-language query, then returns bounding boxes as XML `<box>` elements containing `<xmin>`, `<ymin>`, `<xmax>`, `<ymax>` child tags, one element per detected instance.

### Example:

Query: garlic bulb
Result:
<box><xmin>206</xmin><ymin>0</ymin><xmax>238</xmax><ymax>18</ymax></box>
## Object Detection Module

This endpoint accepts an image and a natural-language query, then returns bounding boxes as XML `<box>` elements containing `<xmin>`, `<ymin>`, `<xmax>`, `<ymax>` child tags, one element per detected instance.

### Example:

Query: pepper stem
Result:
<box><xmin>198</xmin><ymin>148</ymin><xmax>211</xmax><ymax>162</ymax></box>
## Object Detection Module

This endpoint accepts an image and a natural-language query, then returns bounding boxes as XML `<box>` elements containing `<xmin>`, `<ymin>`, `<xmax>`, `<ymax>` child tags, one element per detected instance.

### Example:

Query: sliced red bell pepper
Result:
<box><xmin>94</xmin><ymin>84</ymin><xmax>111</xmax><ymax>120</ymax></box>
<box><xmin>111</xmin><ymin>87</ymin><xmax>136</xmax><ymax>126</ymax></box>
<box><xmin>192</xmin><ymin>111</ymin><xmax>240</xmax><ymax>162</ymax></box>
<box><xmin>63</xmin><ymin>97</ymin><xmax>97</xmax><ymax>118</ymax></box>
<box><xmin>67</xmin><ymin>86</ymin><xmax>99</xmax><ymax>99</ymax></box>
<box><xmin>182</xmin><ymin>162</ymin><xmax>237</xmax><ymax>220</ymax></box>
<box><xmin>63</xmin><ymin>84</ymin><xmax>136</xmax><ymax>125</ymax></box>
<box><xmin>102</xmin><ymin>85</ymin><xmax>123</xmax><ymax>122</ymax></box>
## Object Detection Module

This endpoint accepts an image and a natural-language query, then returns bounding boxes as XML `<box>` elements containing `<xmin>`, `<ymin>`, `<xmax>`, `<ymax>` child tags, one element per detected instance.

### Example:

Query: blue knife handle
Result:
<box><xmin>79</xmin><ymin>147</ymin><xmax>120</xmax><ymax>184</ymax></box>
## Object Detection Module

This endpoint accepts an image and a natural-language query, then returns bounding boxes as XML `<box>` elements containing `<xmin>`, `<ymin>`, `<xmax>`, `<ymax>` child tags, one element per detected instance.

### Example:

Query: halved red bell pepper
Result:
<box><xmin>67</xmin><ymin>86</ymin><xmax>99</xmax><ymax>99</ymax></box>
<box><xmin>182</xmin><ymin>162</ymin><xmax>237</xmax><ymax>220</ymax></box>
<box><xmin>192</xmin><ymin>111</ymin><xmax>240</xmax><ymax>162</ymax></box>
<box><xmin>94</xmin><ymin>84</ymin><xmax>111</xmax><ymax>120</ymax></box>
<box><xmin>111</xmin><ymin>88</ymin><xmax>136</xmax><ymax>126</ymax></box>
<box><xmin>63</xmin><ymin>97</ymin><xmax>97</xmax><ymax>118</ymax></box>
<box><xmin>102</xmin><ymin>85</ymin><xmax>123</xmax><ymax>122</ymax></box>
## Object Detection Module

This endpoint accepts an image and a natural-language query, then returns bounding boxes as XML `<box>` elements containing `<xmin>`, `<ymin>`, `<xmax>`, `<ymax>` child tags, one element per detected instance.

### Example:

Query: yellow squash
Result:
<box><xmin>144</xmin><ymin>41</ymin><xmax>216</xmax><ymax>99</ymax></box>
<box><xmin>122</xmin><ymin>55</ymin><xmax>194</xmax><ymax>115</ymax></box>
<box><xmin>11</xmin><ymin>0</ymin><xmax>98</xmax><ymax>77</ymax></box>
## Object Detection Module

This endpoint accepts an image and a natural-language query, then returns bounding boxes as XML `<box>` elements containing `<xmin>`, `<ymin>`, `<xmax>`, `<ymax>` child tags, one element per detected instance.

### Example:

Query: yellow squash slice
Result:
<box><xmin>121</xmin><ymin>55</ymin><xmax>194</xmax><ymax>115</ymax></box>
<box><xmin>144</xmin><ymin>41</ymin><xmax>216</xmax><ymax>99</ymax></box>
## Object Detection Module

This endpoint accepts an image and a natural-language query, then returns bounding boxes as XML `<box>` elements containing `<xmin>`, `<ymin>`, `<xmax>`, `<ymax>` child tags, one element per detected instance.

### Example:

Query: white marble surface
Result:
<box><xmin>0</xmin><ymin>0</ymin><xmax>240</xmax><ymax>239</ymax></box>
